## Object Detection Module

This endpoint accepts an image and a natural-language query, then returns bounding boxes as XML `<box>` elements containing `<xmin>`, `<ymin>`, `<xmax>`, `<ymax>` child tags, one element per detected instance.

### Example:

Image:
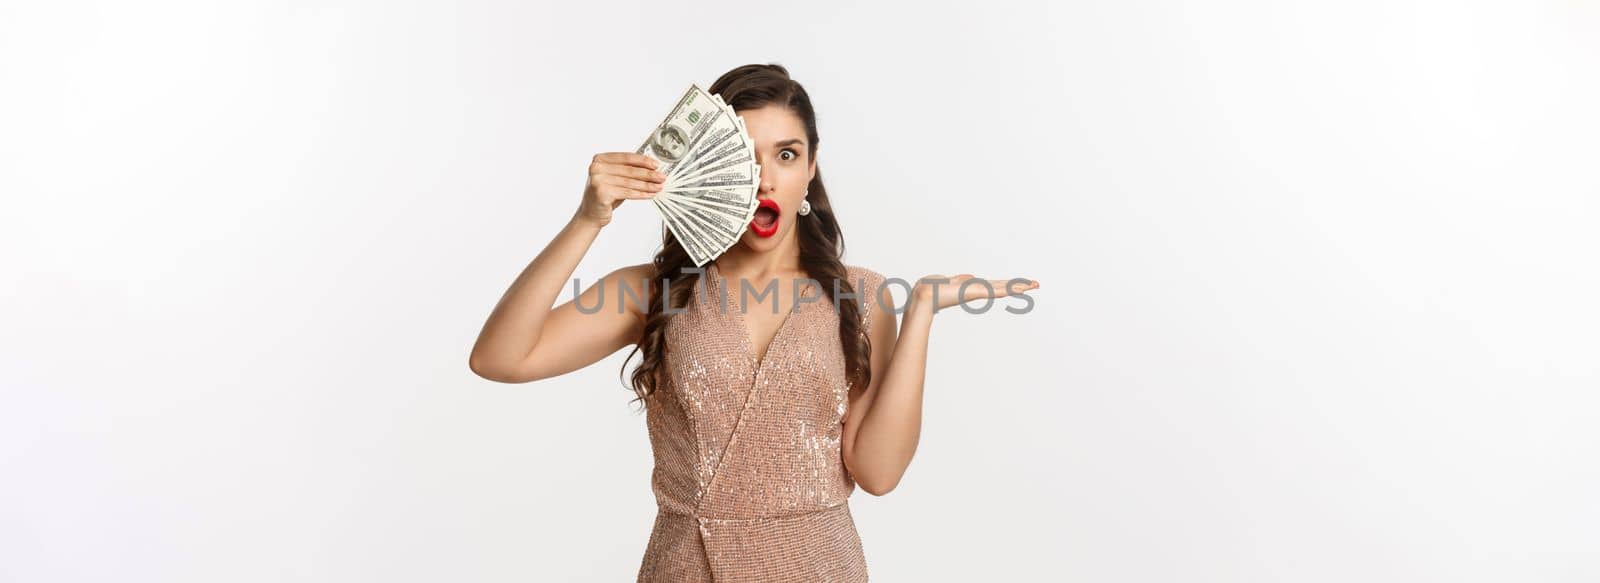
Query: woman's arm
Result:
<box><xmin>842</xmin><ymin>275</ymin><xmax>1039</xmax><ymax>495</ymax></box>
<box><xmin>468</xmin><ymin>153</ymin><xmax>664</xmax><ymax>383</ymax></box>
<box><xmin>841</xmin><ymin>285</ymin><xmax>924</xmax><ymax>496</ymax></box>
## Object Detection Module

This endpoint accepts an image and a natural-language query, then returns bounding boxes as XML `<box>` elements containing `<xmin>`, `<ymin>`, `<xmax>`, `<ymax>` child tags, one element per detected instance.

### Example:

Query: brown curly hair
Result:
<box><xmin>620</xmin><ymin>63</ymin><xmax>870</xmax><ymax>409</ymax></box>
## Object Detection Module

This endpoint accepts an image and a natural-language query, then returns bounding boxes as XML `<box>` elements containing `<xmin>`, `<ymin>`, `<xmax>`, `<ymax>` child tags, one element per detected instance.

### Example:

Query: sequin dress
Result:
<box><xmin>636</xmin><ymin>263</ymin><xmax>888</xmax><ymax>583</ymax></box>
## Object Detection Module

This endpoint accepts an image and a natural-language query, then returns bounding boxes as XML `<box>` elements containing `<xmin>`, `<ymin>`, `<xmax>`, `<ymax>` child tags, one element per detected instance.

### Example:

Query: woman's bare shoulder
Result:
<box><xmin>841</xmin><ymin>264</ymin><xmax>893</xmax><ymax>327</ymax></box>
<box><xmin>843</xmin><ymin>264</ymin><xmax>888</xmax><ymax>288</ymax></box>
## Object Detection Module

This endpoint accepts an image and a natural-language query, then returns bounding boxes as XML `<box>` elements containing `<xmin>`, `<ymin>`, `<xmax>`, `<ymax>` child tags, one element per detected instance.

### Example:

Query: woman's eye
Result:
<box><xmin>779</xmin><ymin>149</ymin><xmax>795</xmax><ymax>161</ymax></box>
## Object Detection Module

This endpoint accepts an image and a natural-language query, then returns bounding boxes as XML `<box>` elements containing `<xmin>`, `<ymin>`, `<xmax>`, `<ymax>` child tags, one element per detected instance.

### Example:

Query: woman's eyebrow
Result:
<box><xmin>773</xmin><ymin>138</ymin><xmax>805</xmax><ymax>148</ymax></box>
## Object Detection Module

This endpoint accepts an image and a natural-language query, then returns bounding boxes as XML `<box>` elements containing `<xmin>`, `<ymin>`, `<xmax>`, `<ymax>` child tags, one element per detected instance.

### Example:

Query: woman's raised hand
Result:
<box><xmin>912</xmin><ymin>274</ymin><xmax>1040</xmax><ymax>312</ymax></box>
<box><xmin>573</xmin><ymin>152</ymin><xmax>666</xmax><ymax>228</ymax></box>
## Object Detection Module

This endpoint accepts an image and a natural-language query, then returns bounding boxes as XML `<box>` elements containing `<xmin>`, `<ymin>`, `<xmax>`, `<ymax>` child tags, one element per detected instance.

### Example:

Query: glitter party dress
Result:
<box><xmin>635</xmin><ymin>262</ymin><xmax>888</xmax><ymax>583</ymax></box>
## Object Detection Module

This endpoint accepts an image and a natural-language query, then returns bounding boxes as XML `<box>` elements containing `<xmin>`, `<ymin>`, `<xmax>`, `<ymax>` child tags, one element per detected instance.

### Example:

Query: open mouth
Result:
<box><xmin>750</xmin><ymin>198</ymin><xmax>780</xmax><ymax>238</ymax></box>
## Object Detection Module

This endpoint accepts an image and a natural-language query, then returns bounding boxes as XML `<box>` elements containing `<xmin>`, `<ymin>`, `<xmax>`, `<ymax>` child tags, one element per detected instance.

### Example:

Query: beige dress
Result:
<box><xmin>636</xmin><ymin>263</ymin><xmax>887</xmax><ymax>583</ymax></box>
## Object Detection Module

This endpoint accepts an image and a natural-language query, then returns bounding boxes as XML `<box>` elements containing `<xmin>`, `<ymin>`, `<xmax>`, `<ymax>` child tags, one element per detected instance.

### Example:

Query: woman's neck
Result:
<box><xmin>715</xmin><ymin>239</ymin><xmax>803</xmax><ymax>282</ymax></box>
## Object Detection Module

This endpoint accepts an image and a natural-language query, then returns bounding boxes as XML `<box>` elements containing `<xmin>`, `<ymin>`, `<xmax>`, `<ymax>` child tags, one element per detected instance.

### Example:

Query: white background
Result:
<box><xmin>3</xmin><ymin>1</ymin><xmax>1597</xmax><ymax>581</ymax></box>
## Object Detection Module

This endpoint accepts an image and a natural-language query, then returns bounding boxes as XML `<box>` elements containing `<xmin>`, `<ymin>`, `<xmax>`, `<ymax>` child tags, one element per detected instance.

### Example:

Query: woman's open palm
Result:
<box><xmin>913</xmin><ymin>274</ymin><xmax>1040</xmax><ymax>312</ymax></box>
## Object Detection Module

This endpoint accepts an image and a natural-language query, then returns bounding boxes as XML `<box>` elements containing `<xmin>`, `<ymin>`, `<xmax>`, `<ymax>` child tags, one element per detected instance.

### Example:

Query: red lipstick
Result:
<box><xmin>750</xmin><ymin>198</ymin><xmax>781</xmax><ymax>238</ymax></box>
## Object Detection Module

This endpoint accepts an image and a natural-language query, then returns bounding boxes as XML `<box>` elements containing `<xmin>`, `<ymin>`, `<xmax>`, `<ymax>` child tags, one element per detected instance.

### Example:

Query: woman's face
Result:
<box><xmin>736</xmin><ymin>104</ymin><xmax>816</xmax><ymax>250</ymax></box>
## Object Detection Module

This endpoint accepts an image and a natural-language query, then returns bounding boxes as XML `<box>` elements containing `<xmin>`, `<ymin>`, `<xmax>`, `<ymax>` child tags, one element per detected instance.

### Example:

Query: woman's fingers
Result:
<box><xmin>591</xmin><ymin>178</ymin><xmax>656</xmax><ymax>201</ymax></box>
<box><xmin>950</xmin><ymin>279</ymin><xmax>1015</xmax><ymax>301</ymax></box>
<box><xmin>592</xmin><ymin>152</ymin><xmax>661</xmax><ymax>170</ymax></box>
<box><xmin>971</xmin><ymin>278</ymin><xmax>1038</xmax><ymax>297</ymax></box>
<box><xmin>993</xmin><ymin>278</ymin><xmax>1039</xmax><ymax>296</ymax></box>
<box><xmin>592</xmin><ymin>162</ymin><xmax>667</xmax><ymax>184</ymax></box>
<box><xmin>603</xmin><ymin>184</ymin><xmax>657</xmax><ymax>200</ymax></box>
<box><xmin>595</xmin><ymin>173</ymin><xmax>664</xmax><ymax>194</ymax></box>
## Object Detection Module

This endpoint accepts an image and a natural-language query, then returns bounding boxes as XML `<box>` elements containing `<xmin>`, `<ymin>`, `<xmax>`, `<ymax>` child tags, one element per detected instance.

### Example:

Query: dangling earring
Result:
<box><xmin>799</xmin><ymin>190</ymin><xmax>811</xmax><ymax>216</ymax></box>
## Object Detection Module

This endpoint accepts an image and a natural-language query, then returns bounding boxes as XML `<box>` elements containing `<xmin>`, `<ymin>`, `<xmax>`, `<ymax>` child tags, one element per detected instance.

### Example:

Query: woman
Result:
<box><xmin>469</xmin><ymin>63</ymin><xmax>1038</xmax><ymax>582</ymax></box>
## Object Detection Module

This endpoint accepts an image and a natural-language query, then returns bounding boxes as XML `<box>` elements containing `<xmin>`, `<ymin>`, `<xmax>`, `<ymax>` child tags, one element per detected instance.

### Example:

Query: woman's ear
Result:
<box><xmin>808</xmin><ymin>151</ymin><xmax>818</xmax><ymax>183</ymax></box>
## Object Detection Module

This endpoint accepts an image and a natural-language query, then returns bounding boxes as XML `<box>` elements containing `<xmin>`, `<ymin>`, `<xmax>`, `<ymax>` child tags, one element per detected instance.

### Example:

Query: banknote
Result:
<box><xmin>638</xmin><ymin>84</ymin><xmax>763</xmax><ymax>266</ymax></box>
<box><xmin>637</xmin><ymin>85</ymin><xmax>730</xmax><ymax>177</ymax></box>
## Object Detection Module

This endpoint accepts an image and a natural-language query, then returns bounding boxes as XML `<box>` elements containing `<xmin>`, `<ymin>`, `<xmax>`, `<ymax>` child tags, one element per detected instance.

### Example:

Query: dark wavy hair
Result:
<box><xmin>620</xmin><ymin>63</ymin><xmax>870</xmax><ymax>409</ymax></box>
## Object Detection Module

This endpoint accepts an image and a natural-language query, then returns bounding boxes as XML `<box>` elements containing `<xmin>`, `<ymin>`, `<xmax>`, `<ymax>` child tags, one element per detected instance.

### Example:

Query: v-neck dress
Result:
<box><xmin>635</xmin><ymin>263</ymin><xmax>888</xmax><ymax>583</ymax></box>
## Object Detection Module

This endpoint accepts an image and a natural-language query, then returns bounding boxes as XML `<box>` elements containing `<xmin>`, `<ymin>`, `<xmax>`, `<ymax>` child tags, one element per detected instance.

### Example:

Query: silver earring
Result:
<box><xmin>798</xmin><ymin>198</ymin><xmax>811</xmax><ymax>216</ymax></box>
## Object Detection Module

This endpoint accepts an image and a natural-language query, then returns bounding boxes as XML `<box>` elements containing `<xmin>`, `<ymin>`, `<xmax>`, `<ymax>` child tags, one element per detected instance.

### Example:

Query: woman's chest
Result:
<box><xmin>660</xmin><ymin>280</ymin><xmax>849</xmax><ymax>423</ymax></box>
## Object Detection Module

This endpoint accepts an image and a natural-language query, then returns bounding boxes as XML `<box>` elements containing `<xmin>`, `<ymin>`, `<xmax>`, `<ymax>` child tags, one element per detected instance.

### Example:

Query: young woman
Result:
<box><xmin>469</xmin><ymin>63</ymin><xmax>1038</xmax><ymax>582</ymax></box>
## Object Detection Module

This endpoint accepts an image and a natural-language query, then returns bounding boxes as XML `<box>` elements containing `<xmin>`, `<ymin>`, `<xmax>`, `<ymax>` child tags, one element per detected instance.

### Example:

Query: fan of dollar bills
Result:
<box><xmin>636</xmin><ymin>84</ymin><xmax>762</xmax><ymax>267</ymax></box>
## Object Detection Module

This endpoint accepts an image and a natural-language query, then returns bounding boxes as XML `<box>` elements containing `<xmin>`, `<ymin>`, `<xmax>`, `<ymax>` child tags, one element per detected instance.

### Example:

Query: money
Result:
<box><xmin>637</xmin><ymin>84</ymin><xmax>762</xmax><ymax>266</ymax></box>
